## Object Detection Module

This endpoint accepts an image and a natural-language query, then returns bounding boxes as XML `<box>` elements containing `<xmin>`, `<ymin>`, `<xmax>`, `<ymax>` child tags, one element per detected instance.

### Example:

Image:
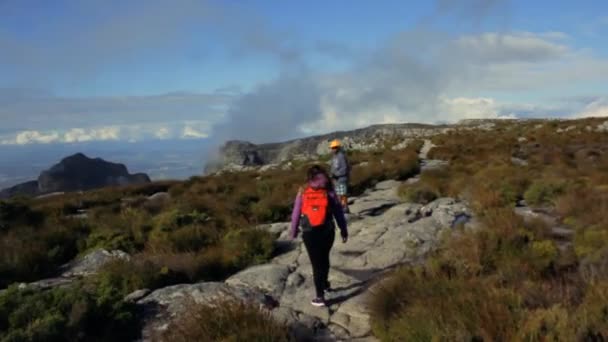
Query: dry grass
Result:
<box><xmin>156</xmin><ymin>299</ymin><xmax>290</xmax><ymax>342</ymax></box>
<box><xmin>371</xmin><ymin>118</ymin><xmax>608</xmax><ymax>341</ymax></box>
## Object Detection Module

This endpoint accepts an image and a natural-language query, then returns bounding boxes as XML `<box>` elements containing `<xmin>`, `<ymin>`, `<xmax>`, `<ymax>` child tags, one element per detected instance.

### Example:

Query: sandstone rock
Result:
<box><xmin>374</xmin><ymin>180</ymin><xmax>401</xmax><ymax>191</ymax></box>
<box><xmin>420</xmin><ymin>159</ymin><xmax>449</xmax><ymax>172</ymax></box>
<box><xmin>61</xmin><ymin>249</ymin><xmax>130</xmax><ymax>277</ymax></box>
<box><xmin>137</xmin><ymin>282</ymin><xmax>272</xmax><ymax>339</ymax></box>
<box><xmin>124</xmin><ymin>289</ymin><xmax>151</xmax><ymax>302</ymax></box>
<box><xmin>226</xmin><ymin>264</ymin><xmax>293</xmax><ymax>299</ymax></box>
<box><xmin>18</xmin><ymin>277</ymin><xmax>74</xmax><ymax>291</ymax></box>
<box><xmin>419</xmin><ymin>139</ymin><xmax>436</xmax><ymax>159</ymax></box>
<box><xmin>349</xmin><ymin>198</ymin><xmax>398</xmax><ymax>217</ymax></box>
<box><xmin>511</xmin><ymin>156</ymin><xmax>529</xmax><ymax>166</ymax></box>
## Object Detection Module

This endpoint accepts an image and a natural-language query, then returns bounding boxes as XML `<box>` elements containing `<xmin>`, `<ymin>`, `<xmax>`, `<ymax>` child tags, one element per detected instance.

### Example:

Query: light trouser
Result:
<box><xmin>302</xmin><ymin>225</ymin><xmax>336</xmax><ymax>298</ymax></box>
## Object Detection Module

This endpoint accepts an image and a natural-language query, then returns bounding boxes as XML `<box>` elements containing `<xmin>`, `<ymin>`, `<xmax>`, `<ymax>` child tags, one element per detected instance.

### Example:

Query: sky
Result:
<box><xmin>1</xmin><ymin>0</ymin><xmax>608</xmax><ymax>146</ymax></box>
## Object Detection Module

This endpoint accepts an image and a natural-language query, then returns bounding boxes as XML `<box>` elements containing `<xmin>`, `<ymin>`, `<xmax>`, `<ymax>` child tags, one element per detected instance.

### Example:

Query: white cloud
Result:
<box><xmin>155</xmin><ymin>127</ymin><xmax>171</xmax><ymax>139</ymax></box>
<box><xmin>182</xmin><ymin>126</ymin><xmax>208</xmax><ymax>139</ymax></box>
<box><xmin>64</xmin><ymin>126</ymin><xmax>121</xmax><ymax>143</ymax></box>
<box><xmin>182</xmin><ymin>121</ymin><xmax>211</xmax><ymax>139</ymax></box>
<box><xmin>13</xmin><ymin>130</ymin><xmax>61</xmax><ymax>144</ymax></box>
<box><xmin>576</xmin><ymin>98</ymin><xmax>608</xmax><ymax>118</ymax></box>
<box><xmin>0</xmin><ymin>121</ymin><xmax>211</xmax><ymax>145</ymax></box>
<box><xmin>439</xmin><ymin>97</ymin><xmax>516</xmax><ymax>120</ymax></box>
<box><xmin>453</xmin><ymin>32</ymin><xmax>569</xmax><ymax>63</ymax></box>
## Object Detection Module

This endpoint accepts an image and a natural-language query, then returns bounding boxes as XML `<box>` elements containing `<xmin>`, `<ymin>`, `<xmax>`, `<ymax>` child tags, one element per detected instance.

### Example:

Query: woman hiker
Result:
<box><xmin>329</xmin><ymin>139</ymin><xmax>351</xmax><ymax>213</ymax></box>
<box><xmin>290</xmin><ymin>165</ymin><xmax>348</xmax><ymax>307</ymax></box>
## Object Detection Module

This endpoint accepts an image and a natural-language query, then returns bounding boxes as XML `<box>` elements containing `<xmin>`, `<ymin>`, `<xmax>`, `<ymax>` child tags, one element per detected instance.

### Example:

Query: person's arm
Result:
<box><xmin>328</xmin><ymin>191</ymin><xmax>348</xmax><ymax>241</ymax></box>
<box><xmin>289</xmin><ymin>190</ymin><xmax>303</xmax><ymax>239</ymax></box>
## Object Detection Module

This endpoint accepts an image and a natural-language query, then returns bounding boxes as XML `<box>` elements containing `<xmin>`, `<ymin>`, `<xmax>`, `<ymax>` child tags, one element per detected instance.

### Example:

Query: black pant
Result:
<box><xmin>302</xmin><ymin>226</ymin><xmax>335</xmax><ymax>298</ymax></box>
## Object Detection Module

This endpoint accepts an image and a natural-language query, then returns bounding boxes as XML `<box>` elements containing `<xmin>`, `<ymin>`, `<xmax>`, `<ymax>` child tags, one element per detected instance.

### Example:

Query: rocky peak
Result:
<box><xmin>0</xmin><ymin>153</ymin><xmax>151</xmax><ymax>199</ymax></box>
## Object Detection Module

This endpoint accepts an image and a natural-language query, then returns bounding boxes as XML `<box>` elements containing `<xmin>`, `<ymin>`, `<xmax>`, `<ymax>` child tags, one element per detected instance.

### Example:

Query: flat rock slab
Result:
<box><xmin>226</xmin><ymin>264</ymin><xmax>293</xmax><ymax>299</ymax></box>
<box><xmin>420</xmin><ymin>159</ymin><xmax>448</xmax><ymax>171</ymax></box>
<box><xmin>349</xmin><ymin>198</ymin><xmax>398</xmax><ymax>217</ymax></box>
<box><xmin>137</xmin><ymin>282</ymin><xmax>271</xmax><ymax>340</ymax></box>
<box><xmin>373</xmin><ymin>180</ymin><xmax>401</xmax><ymax>191</ymax></box>
<box><xmin>18</xmin><ymin>277</ymin><xmax>75</xmax><ymax>291</ymax></box>
<box><xmin>61</xmin><ymin>249</ymin><xmax>130</xmax><ymax>277</ymax></box>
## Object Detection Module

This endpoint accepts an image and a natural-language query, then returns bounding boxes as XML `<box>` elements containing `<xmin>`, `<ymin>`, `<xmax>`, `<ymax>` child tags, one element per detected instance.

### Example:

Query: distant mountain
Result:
<box><xmin>0</xmin><ymin>139</ymin><xmax>210</xmax><ymax>189</ymax></box>
<box><xmin>0</xmin><ymin>153</ymin><xmax>151</xmax><ymax>199</ymax></box>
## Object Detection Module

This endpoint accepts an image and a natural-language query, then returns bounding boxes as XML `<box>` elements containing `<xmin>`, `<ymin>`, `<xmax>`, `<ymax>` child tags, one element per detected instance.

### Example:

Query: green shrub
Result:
<box><xmin>398</xmin><ymin>183</ymin><xmax>438</xmax><ymax>204</ymax></box>
<box><xmin>157</xmin><ymin>299</ymin><xmax>290</xmax><ymax>342</ymax></box>
<box><xmin>84</xmin><ymin>229</ymin><xmax>138</xmax><ymax>254</ymax></box>
<box><xmin>0</xmin><ymin>201</ymin><xmax>45</xmax><ymax>229</ymax></box>
<box><xmin>517</xmin><ymin>306</ymin><xmax>575</xmax><ymax>341</ymax></box>
<box><xmin>524</xmin><ymin>180</ymin><xmax>566</xmax><ymax>206</ymax></box>
<box><xmin>574</xmin><ymin>226</ymin><xmax>608</xmax><ymax>260</ymax></box>
<box><xmin>370</xmin><ymin>266</ymin><xmax>522</xmax><ymax>341</ymax></box>
<box><xmin>527</xmin><ymin>240</ymin><xmax>559</xmax><ymax>273</ymax></box>
<box><xmin>0</xmin><ymin>222</ymin><xmax>85</xmax><ymax>287</ymax></box>
<box><xmin>89</xmin><ymin>258</ymin><xmax>184</xmax><ymax>298</ymax></box>
<box><xmin>572</xmin><ymin>281</ymin><xmax>608</xmax><ymax>339</ymax></box>
<box><xmin>0</xmin><ymin>284</ymin><xmax>138</xmax><ymax>342</ymax></box>
<box><xmin>223</xmin><ymin>229</ymin><xmax>275</xmax><ymax>269</ymax></box>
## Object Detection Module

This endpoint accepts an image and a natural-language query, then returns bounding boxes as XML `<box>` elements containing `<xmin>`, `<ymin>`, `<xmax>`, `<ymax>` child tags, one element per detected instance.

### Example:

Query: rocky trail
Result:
<box><xmin>136</xmin><ymin>141</ymin><xmax>475</xmax><ymax>341</ymax></box>
<box><xmin>137</xmin><ymin>184</ymin><xmax>473</xmax><ymax>341</ymax></box>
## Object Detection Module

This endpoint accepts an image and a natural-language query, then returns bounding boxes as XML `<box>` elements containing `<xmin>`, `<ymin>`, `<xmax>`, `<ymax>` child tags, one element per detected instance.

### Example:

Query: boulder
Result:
<box><xmin>225</xmin><ymin>264</ymin><xmax>293</xmax><ymax>299</ymax></box>
<box><xmin>137</xmin><ymin>282</ymin><xmax>272</xmax><ymax>340</ymax></box>
<box><xmin>124</xmin><ymin>289</ymin><xmax>151</xmax><ymax>303</ymax></box>
<box><xmin>61</xmin><ymin>249</ymin><xmax>130</xmax><ymax>277</ymax></box>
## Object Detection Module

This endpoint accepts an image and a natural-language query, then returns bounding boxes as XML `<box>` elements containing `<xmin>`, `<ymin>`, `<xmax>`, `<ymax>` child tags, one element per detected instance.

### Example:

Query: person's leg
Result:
<box><xmin>339</xmin><ymin>181</ymin><xmax>350</xmax><ymax>213</ymax></box>
<box><xmin>321</xmin><ymin>228</ymin><xmax>336</xmax><ymax>291</ymax></box>
<box><xmin>302</xmin><ymin>231</ymin><xmax>325</xmax><ymax>299</ymax></box>
<box><xmin>340</xmin><ymin>195</ymin><xmax>349</xmax><ymax>210</ymax></box>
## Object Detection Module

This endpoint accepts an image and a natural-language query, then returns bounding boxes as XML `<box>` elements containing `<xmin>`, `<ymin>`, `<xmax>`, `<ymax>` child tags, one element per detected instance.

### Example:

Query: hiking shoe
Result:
<box><xmin>311</xmin><ymin>297</ymin><xmax>326</xmax><ymax>307</ymax></box>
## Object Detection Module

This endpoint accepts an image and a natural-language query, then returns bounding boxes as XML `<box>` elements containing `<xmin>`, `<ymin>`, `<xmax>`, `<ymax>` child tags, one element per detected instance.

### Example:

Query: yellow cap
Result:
<box><xmin>330</xmin><ymin>139</ymin><xmax>341</xmax><ymax>148</ymax></box>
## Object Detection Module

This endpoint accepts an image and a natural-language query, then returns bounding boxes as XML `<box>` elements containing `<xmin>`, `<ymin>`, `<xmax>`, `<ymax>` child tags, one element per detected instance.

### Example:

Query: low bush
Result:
<box><xmin>369</xmin><ymin>266</ymin><xmax>522</xmax><ymax>341</ymax></box>
<box><xmin>0</xmin><ymin>284</ymin><xmax>138</xmax><ymax>342</ymax></box>
<box><xmin>157</xmin><ymin>299</ymin><xmax>290</xmax><ymax>342</ymax></box>
<box><xmin>223</xmin><ymin>228</ymin><xmax>276</xmax><ymax>270</ymax></box>
<box><xmin>398</xmin><ymin>183</ymin><xmax>438</xmax><ymax>204</ymax></box>
<box><xmin>524</xmin><ymin>180</ymin><xmax>566</xmax><ymax>206</ymax></box>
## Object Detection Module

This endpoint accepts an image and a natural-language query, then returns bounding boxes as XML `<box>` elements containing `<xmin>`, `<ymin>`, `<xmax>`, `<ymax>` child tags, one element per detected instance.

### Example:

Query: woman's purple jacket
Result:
<box><xmin>289</xmin><ymin>174</ymin><xmax>348</xmax><ymax>239</ymax></box>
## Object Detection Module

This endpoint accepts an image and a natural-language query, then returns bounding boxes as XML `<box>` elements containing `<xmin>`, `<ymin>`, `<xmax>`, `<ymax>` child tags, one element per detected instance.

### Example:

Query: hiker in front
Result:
<box><xmin>330</xmin><ymin>139</ymin><xmax>351</xmax><ymax>213</ymax></box>
<box><xmin>290</xmin><ymin>165</ymin><xmax>348</xmax><ymax>307</ymax></box>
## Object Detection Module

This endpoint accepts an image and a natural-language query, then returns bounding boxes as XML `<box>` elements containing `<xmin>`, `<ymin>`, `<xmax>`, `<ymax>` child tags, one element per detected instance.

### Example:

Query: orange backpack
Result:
<box><xmin>301</xmin><ymin>187</ymin><xmax>329</xmax><ymax>228</ymax></box>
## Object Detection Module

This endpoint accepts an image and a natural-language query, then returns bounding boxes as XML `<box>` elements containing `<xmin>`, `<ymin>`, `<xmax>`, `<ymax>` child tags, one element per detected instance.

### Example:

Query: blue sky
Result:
<box><xmin>1</xmin><ymin>0</ymin><xmax>608</xmax><ymax>145</ymax></box>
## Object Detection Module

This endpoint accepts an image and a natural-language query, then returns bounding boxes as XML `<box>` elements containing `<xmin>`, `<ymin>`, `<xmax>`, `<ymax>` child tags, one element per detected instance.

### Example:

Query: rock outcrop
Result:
<box><xmin>0</xmin><ymin>153</ymin><xmax>150</xmax><ymax>199</ymax></box>
<box><xmin>7</xmin><ymin>249</ymin><xmax>130</xmax><ymax>293</ymax></box>
<box><xmin>206</xmin><ymin>123</ymin><xmax>450</xmax><ymax>173</ymax></box>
